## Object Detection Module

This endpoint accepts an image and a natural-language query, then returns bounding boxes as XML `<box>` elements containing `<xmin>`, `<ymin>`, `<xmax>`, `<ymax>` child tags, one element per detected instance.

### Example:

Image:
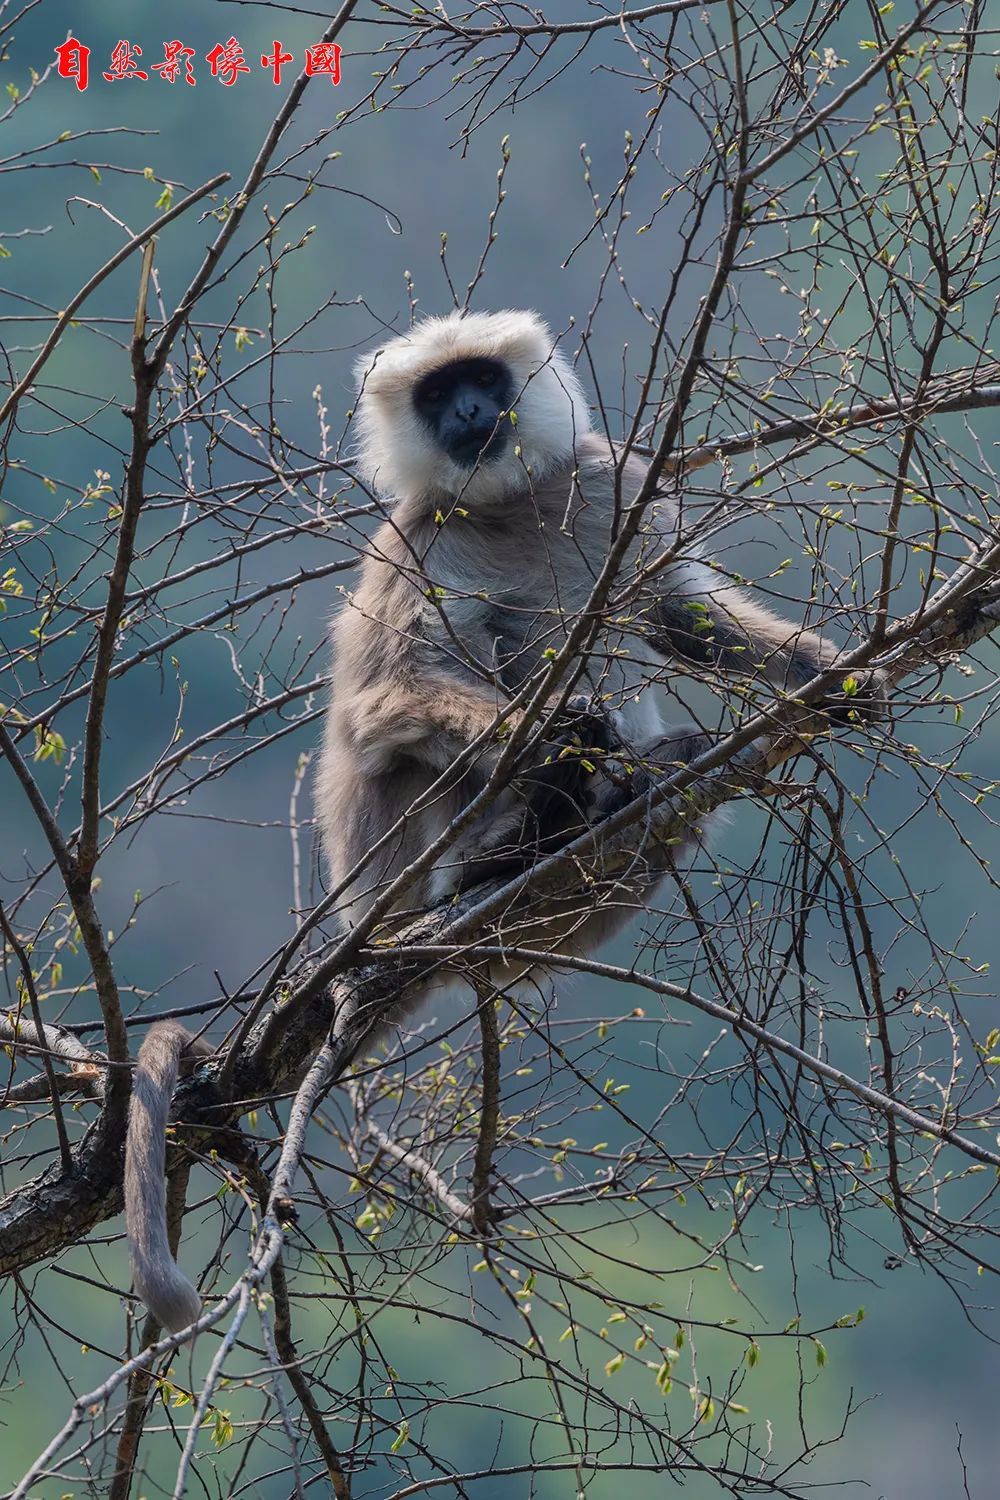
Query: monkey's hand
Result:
<box><xmin>548</xmin><ymin>694</ymin><xmax>617</xmax><ymax>764</ymax></box>
<box><xmin>473</xmin><ymin>697</ymin><xmax>617</xmax><ymax>869</ymax></box>
<box><xmin>449</xmin><ymin>699</ymin><xmax>627</xmax><ymax>897</ymax></box>
<box><xmin>519</xmin><ymin>695</ymin><xmax>617</xmax><ymax>816</ymax></box>
<box><xmin>814</xmin><ymin>664</ymin><xmax>889</xmax><ymax>726</ymax></box>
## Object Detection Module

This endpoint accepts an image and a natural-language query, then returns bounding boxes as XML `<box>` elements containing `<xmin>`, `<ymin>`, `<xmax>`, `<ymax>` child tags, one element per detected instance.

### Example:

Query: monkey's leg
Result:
<box><xmin>438</xmin><ymin>698</ymin><xmax>621</xmax><ymax>894</ymax></box>
<box><xmin>582</xmin><ymin>720</ymin><xmax>720</xmax><ymax>883</ymax></box>
<box><xmin>472</xmin><ymin>721</ymin><xmax>722</xmax><ymax>978</ymax></box>
<box><xmin>355</xmin><ymin>716</ymin><xmax>724</xmax><ymax>1049</ymax></box>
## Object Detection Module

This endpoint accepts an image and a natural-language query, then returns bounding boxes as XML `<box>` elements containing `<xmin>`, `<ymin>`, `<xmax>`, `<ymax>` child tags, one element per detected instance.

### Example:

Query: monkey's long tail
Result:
<box><xmin>124</xmin><ymin>1022</ymin><xmax>203</xmax><ymax>1333</ymax></box>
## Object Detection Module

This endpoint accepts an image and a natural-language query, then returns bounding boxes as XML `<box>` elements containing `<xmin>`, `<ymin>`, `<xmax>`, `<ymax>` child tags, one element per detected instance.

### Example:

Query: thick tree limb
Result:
<box><xmin>0</xmin><ymin>1006</ymin><xmax>101</xmax><ymax>1071</ymax></box>
<box><xmin>654</xmin><ymin>360</ymin><xmax>1000</xmax><ymax>476</ymax></box>
<box><xmin>0</xmin><ymin>1070</ymin><xmax>101</xmax><ymax>1104</ymax></box>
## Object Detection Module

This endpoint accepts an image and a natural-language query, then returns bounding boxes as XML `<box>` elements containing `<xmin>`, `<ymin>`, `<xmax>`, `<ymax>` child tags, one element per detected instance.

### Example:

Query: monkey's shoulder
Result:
<box><xmin>538</xmin><ymin>435</ymin><xmax>679</xmax><ymax>539</ymax></box>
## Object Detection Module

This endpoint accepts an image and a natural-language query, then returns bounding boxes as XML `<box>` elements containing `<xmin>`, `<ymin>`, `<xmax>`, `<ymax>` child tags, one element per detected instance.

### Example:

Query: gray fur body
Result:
<box><xmin>319</xmin><ymin>311</ymin><xmax>844</xmax><ymax>1035</ymax></box>
<box><xmin>124</xmin><ymin>1021</ymin><xmax>206</xmax><ymax>1333</ymax></box>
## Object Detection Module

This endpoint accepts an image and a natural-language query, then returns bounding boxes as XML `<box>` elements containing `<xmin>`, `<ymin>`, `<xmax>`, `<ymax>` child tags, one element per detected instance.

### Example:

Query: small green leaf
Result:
<box><xmin>211</xmin><ymin>1409</ymin><xmax>233</xmax><ymax>1446</ymax></box>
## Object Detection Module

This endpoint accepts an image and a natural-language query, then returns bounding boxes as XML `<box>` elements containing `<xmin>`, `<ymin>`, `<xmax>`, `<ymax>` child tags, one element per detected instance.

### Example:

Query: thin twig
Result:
<box><xmin>471</xmin><ymin>988</ymin><xmax>501</xmax><ymax>1237</ymax></box>
<box><xmin>0</xmin><ymin>904</ymin><xmax>72</xmax><ymax>1170</ymax></box>
<box><xmin>77</xmin><ymin>240</ymin><xmax>160</xmax><ymax>879</ymax></box>
<box><xmin>0</xmin><ymin>174</ymin><xmax>229</xmax><ymax>433</ymax></box>
<box><xmin>271</xmin><ymin>1250</ymin><xmax>352</xmax><ymax>1498</ymax></box>
<box><xmin>109</xmin><ymin>1167</ymin><xmax>192</xmax><ymax>1500</ymax></box>
<box><xmin>359</xmin><ymin>1105</ymin><xmax>472</xmax><ymax>1225</ymax></box>
<box><xmin>388</xmin><ymin>944</ymin><xmax>1000</xmax><ymax>1172</ymax></box>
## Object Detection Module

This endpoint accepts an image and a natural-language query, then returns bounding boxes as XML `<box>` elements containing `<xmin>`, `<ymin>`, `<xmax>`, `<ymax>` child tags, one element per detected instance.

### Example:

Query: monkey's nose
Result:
<box><xmin>454</xmin><ymin>396</ymin><xmax>480</xmax><ymax>424</ymax></box>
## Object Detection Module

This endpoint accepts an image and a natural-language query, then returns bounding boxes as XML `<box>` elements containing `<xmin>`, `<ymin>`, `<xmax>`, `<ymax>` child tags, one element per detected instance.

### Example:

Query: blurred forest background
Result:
<box><xmin>1</xmin><ymin>1</ymin><xmax>998</xmax><ymax>1496</ymax></box>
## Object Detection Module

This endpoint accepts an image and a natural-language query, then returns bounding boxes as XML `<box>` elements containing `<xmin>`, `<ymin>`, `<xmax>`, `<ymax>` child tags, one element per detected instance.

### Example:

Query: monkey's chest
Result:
<box><xmin>484</xmin><ymin>597</ymin><xmax>573</xmax><ymax>687</ymax></box>
<box><xmin>416</xmin><ymin>591</ymin><xmax>554</xmax><ymax>686</ymax></box>
<box><xmin>417</xmin><ymin>514</ymin><xmax>657</xmax><ymax>704</ymax></box>
<box><xmin>420</xmin><ymin>588</ymin><xmax>644</xmax><ymax>704</ymax></box>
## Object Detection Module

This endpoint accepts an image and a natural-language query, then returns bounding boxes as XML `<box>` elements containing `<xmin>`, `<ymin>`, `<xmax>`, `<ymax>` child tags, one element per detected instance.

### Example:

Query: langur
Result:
<box><xmin>125</xmin><ymin>308</ymin><xmax>877</xmax><ymax>1332</ymax></box>
<box><xmin>318</xmin><ymin>308</ymin><xmax>877</xmax><ymax>1022</ymax></box>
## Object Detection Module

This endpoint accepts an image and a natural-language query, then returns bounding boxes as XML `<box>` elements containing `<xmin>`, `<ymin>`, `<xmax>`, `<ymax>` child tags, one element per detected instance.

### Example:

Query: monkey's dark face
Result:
<box><xmin>413</xmin><ymin>357</ymin><xmax>513</xmax><ymax>469</ymax></box>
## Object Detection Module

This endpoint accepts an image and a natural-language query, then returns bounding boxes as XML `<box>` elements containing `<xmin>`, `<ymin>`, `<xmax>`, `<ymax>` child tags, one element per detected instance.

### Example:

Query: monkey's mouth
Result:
<box><xmin>446</xmin><ymin>427</ymin><xmax>508</xmax><ymax>468</ymax></box>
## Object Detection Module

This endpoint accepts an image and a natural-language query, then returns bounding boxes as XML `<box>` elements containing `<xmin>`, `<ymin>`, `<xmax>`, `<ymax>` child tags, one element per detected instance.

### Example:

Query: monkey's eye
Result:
<box><xmin>423</xmin><ymin>384</ymin><xmax>445</xmax><ymax>404</ymax></box>
<box><xmin>475</xmin><ymin>369</ymin><xmax>497</xmax><ymax>388</ymax></box>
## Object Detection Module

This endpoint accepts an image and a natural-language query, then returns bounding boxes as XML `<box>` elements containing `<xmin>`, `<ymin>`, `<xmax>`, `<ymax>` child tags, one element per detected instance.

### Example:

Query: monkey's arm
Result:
<box><xmin>335</xmin><ymin>677</ymin><xmax>513</xmax><ymax>776</ymax></box>
<box><xmin>646</xmin><ymin>560</ymin><xmax>878</xmax><ymax>711</ymax></box>
<box><xmin>125</xmin><ymin>1021</ymin><xmax>210</xmax><ymax>1333</ymax></box>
